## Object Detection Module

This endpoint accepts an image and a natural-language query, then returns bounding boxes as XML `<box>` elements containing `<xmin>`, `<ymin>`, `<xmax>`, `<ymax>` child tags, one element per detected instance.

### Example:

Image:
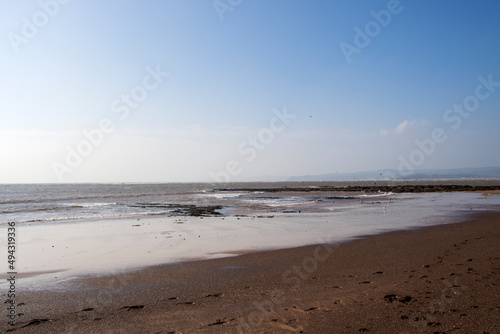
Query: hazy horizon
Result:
<box><xmin>1</xmin><ymin>165</ymin><xmax>500</xmax><ymax>184</ymax></box>
<box><xmin>2</xmin><ymin>1</ymin><xmax>500</xmax><ymax>183</ymax></box>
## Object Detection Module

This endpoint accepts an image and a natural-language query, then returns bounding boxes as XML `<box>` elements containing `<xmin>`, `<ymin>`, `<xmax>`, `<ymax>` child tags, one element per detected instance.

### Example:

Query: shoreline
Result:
<box><xmin>3</xmin><ymin>191</ymin><xmax>499</xmax><ymax>289</ymax></box>
<box><xmin>6</xmin><ymin>211</ymin><xmax>500</xmax><ymax>333</ymax></box>
<box><xmin>6</xmin><ymin>192</ymin><xmax>499</xmax><ymax>286</ymax></box>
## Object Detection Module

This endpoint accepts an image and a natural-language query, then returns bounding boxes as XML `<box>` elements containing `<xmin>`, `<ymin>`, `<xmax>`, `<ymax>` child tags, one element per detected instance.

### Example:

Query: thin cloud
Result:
<box><xmin>395</xmin><ymin>119</ymin><xmax>417</xmax><ymax>134</ymax></box>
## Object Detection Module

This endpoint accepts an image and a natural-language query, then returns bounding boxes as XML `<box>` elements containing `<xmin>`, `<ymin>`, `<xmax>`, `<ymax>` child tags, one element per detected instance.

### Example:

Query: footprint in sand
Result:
<box><xmin>208</xmin><ymin>318</ymin><xmax>230</xmax><ymax>326</ymax></box>
<box><xmin>21</xmin><ymin>319</ymin><xmax>50</xmax><ymax>328</ymax></box>
<box><xmin>305</xmin><ymin>307</ymin><xmax>318</xmax><ymax>312</ymax></box>
<box><xmin>121</xmin><ymin>305</ymin><xmax>145</xmax><ymax>311</ymax></box>
<box><xmin>177</xmin><ymin>301</ymin><xmax>194</xmax><ymax>305</ymax></box>
<box><xmin>383</xmin><ymin>294</ymin><xmax>413</xmax><ymax>304</ymax></box>
<box><xmin>205</xmin><ymin>292</ymin><xmax>223</xmax><ymax>298</ymax></box>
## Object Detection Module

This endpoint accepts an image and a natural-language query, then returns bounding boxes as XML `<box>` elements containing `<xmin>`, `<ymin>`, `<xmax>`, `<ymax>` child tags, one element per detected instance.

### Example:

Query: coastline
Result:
<box><xmin>5</xmin><ymin>191</ymin><xmax>499</xmax><ymax>287</ymax></box>
<box><xmin>6</xmin><ymin>211</ymin><xmax>500</xmax><ymax>333</ymax></box>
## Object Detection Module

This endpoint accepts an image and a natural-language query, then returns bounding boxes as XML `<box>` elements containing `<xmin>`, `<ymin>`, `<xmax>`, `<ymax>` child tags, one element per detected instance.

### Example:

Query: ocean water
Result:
<box><xmin>0</xmin><ymin>183</ymin><xmax>210</xmax><ymax>224</ymax></box>
<box><xmin>0</xmin><ymin>182</ymin><xmax>397</xmax><ymax>225</ymax></box>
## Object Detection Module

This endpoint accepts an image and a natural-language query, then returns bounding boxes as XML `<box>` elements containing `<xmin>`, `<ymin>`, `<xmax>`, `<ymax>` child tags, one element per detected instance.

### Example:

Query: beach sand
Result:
<box><xmin>6</xmin><ymin>212</ymin><xmax>500</xmax><ymax>333</ymax></box>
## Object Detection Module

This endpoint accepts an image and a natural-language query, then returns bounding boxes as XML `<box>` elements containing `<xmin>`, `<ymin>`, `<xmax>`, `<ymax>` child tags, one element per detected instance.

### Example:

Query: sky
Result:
<box><xmin>1</xmin><ymin>0</ymin><xmax>499</xmax><ymax>183</ymax></box>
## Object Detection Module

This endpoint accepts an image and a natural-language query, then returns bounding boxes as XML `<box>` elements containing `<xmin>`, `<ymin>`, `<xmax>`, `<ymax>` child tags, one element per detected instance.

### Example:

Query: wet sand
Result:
<box><xmin>15</xmin><ymin>191</ymin><xmax>500</xmax><ymax>280</ymax></box>
<box><xmin>0</xmin><ymin>270</ymin><xmax>65</xmax><ymax>280</ymax></box>
<box><xmin>6</xmin><ymin>212</ymin><xmax>500</xmax><ymax>333</ymax></box>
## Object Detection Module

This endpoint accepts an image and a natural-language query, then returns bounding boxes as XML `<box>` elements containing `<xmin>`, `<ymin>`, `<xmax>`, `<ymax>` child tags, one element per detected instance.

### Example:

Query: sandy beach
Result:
<box><xmin>4</xmin><ymin>211</ymin><xmax>499</xmax><ymax>333</ymax></box>
<box><xmin>4</xmin><ymin>0</ymin><xmax>500</xmax><ymax>331</ymax></box>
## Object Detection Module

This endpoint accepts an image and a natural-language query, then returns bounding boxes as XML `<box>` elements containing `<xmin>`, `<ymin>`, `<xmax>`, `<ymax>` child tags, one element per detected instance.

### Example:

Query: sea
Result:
<box><xmin>1</xmin><ymin>182</ymin><xmax>500</xmax><ymax>226</ymax></box>
<box><xmin>0</xmin><ymin>183</ymin><xmax>213</xmax><ymax>225</ymax></box>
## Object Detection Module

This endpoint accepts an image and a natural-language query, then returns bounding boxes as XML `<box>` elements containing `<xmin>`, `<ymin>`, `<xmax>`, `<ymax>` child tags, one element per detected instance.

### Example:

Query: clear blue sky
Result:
<box><xmin>1</xmin><ymin>0</ymin><xmax>499</xmax><ymax>182</ymax></box>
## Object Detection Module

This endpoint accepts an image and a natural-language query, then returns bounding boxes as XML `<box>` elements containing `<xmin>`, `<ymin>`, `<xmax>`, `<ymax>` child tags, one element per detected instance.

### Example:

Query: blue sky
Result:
<box><xmin>1</xmin><ymin>0</ymin><xmax>499</xmax><ymax>182</ymax></box>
